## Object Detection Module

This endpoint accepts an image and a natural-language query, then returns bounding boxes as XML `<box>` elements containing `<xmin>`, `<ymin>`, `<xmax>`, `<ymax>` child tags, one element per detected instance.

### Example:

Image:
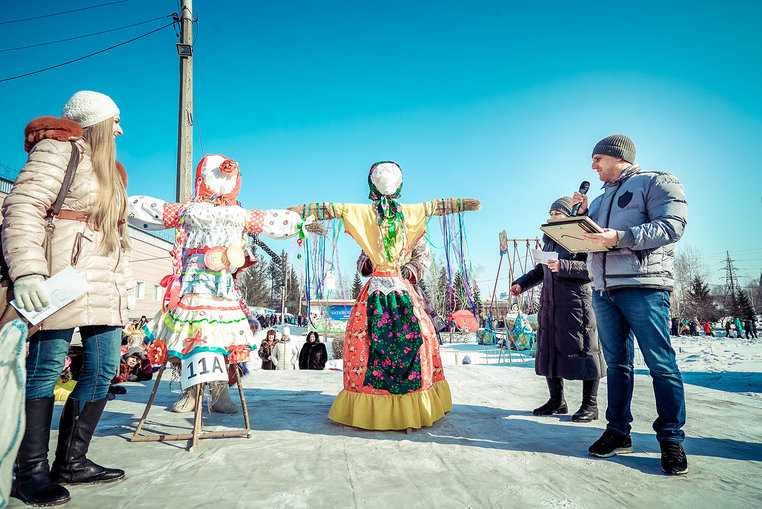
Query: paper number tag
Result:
<box><xmin>181</xmin><ymin>351</ymin><xmax>228</xmax><ymax>390</ymax></box>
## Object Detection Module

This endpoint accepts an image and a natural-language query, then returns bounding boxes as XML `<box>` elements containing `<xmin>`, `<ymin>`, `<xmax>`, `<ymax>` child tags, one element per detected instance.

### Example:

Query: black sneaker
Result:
<box><xmin>660</xmin><ymin>441</ymin><xmax>688</xmax><ymax>475</ymax></box>
<box><xmin>588</xmin><ymin>429</ymin><xmax>634</xmax><ymax>458</ymax></box>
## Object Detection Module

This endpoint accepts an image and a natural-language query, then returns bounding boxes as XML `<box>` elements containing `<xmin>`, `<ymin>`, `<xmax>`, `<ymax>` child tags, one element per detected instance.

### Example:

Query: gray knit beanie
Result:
<box><xmin>549</xmin><ymin>196</ymin><xmax>572</xmax><ymax>216</ymax></box>
<box><xmin>62</xmin><ymin>90</ymin><xmax>119</xmax><ymax>128</ymax></box>
<box><xmin>592</xmin><ymin>134</ymin><xmax>636</xmax><ymax>164</ymax></box>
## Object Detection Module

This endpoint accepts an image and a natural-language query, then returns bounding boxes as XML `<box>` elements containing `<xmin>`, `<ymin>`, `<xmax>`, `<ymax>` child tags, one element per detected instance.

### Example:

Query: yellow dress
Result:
<box><xmin>326</xmin><ymin>202</ymin><xmax>452</xmax><ymax>430</ymax></box>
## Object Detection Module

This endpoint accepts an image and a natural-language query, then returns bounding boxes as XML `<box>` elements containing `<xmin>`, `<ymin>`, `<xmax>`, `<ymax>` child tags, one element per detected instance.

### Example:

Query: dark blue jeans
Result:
<box><xmin>26</xmin><ymin>325</ymin><xmax>121</xmax><ymax>411</ymax></box>
<box><xmin>592</xmin><ymin>288</ymin><xmax>686</xmax><ymax>442</ymax></box>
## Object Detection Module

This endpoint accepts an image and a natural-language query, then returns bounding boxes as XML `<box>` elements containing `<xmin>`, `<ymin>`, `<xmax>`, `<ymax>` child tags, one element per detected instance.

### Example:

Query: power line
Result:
<box><xmin>0</xmin><ymin>15</ymin><xmax>173</xmax><ymax>52</ymax></box>
<box><xmin>193</xmin><ymin>100</ymin><xmax>205</xmax><ymax>156</ymax></box>
<box><xmin>0</xmin><ymin>20</ymin><xmax>176</xmax><ymax>83</ymax></box>
<box><xmin>0</xmin><ymin>1</ymin><xmax>130</xmax><ymax>25</ymax></box>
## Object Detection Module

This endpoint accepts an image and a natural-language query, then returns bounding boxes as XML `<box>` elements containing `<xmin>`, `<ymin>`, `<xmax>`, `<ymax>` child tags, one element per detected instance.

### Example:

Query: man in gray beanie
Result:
<box><xmin>571</xmin><ymin>134</ymin><xmax>689</xmax><ymax>475</ymax></box>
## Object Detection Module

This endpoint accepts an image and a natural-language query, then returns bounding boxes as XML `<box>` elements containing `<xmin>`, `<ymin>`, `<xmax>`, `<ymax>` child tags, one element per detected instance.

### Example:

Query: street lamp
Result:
<box><xmin>176</xmin><ymin>43</ymin><xmax>192</xmax><ymax>57</ymax></box>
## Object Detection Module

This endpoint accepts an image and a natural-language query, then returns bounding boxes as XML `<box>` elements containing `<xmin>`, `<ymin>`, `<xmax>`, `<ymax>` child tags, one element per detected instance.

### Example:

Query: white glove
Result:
<box><xmin>127</xmin><ymin>293</ymin><xmax>137</xmax><ymax>310</ymax></box>
<box><xmin>14</xmin><ymin>275</ymin><xmax>49</xmax><ymax>312</ymax></box>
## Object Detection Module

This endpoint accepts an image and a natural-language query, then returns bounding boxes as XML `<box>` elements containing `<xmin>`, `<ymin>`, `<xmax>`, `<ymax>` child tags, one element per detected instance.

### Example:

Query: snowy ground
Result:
<box><xmin>7</xmin><ymin>335</ymin><xmax>762</xmax><ymax>508</ymax></box>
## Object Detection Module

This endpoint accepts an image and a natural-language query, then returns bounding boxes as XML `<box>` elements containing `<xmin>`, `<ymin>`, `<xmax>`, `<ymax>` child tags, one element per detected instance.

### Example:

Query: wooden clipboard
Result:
<box><xmin>540</xmin><ymin>216</ymin><xmax>611</xmax><ymax>253</ymax></box>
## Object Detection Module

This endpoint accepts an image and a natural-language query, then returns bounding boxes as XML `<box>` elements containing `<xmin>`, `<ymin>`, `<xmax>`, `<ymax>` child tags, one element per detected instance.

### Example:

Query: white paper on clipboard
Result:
<box><xmin>11</xmin><ymin>266</ymin><xmax>90</xmax><ymax>325</ymax></box>
<box><xmin>530</xmin><ymin>248</ymin><xmax>559</xmax><ymax>266</ymax></box>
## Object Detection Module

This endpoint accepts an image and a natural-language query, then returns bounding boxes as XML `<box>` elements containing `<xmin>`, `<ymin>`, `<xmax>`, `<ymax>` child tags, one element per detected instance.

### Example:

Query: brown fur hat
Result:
<box><xmin>24</xmin><ymin>116</ymin><xmax>127</xmax><ymax>187</ymax></box>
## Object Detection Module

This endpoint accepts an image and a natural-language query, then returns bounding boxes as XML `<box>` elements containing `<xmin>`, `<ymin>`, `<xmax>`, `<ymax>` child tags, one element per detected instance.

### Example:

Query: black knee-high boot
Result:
<box><xmin>533</xmin><ymin>378</ymin><xmax>568</xmax><ymax>416</ymax></box>
<box><xmin>50</xmin><ymin>397</ymin><xmax>125</xmax><ymax>485</ymax></box>
<box><xmin>572</xmin><ymin>379</ymin><xmax>599</xmax><ymax>422</ymax></box>
<box><xmin>11</xmin><ymin>397</ymin><xmax>71</xmax><ymax>506</ymax></box>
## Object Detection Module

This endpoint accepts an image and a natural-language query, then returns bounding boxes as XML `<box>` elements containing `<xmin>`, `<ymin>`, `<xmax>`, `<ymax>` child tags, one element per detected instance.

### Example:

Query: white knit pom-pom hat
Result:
<box><xmin>61</xmin><ymin>90</ymin><xmax>120</xmax><ymax>128</ymax></box>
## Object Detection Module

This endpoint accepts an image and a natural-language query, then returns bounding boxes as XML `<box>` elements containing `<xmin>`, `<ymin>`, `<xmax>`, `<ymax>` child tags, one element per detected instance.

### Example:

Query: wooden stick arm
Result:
<box><xmin>428</xmin><ymin>198</ymin><xmax>480</xmax><ymax>216</ymax></box>
<box><xmin>287</xmin><ymin>203</ymin><xmax>337</xmax><ymax>220</ymax></box>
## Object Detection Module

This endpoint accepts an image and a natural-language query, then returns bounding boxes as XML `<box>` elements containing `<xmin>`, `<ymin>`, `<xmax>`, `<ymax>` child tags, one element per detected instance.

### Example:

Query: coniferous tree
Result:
<box><xmin>686</xmin><ymin>275</ymin><xmax>721</xmax><ymax>322</ymax></box>
<box><xmin>351</xmin><ymin>272</ymin><xmax>363</xmax><ymax>299</ymax></box>
<box><xmin>472</xmin><ymin>284</ymin><xmax>483</xmax><ymax>317</ymax></box>
<box><xmin>285</xmin><ymin>264</ymin><xmax>301</xmax><ymax>316</ymax></box>
<box><xmin>452</xmin><ymin>272</ymin><xmax>465</xmax><ymax>311</ymax></box>
<box><xmin>436</xmin><ymin>266</ymin><xmax>450</xmax><ymax>317</ymax></box>
<box><xmin>724</xmin><ymin>290</ymin><xmax>741</xmax><ymax>319</ymax></box>
<box><xmin>267</xmin><ymin>256</ymin><xmax>284</xmax><ymax>310</ymax></box>
<box><xmin>418</xmin><ymin>277</ymin><xmax>429</xmax><ymax>299</ymax></box>
<box><xmin>736</xmin><ymin>289</ymin><xmax>756</xmax><ymax>321</ymax></box>
<box><xmin>237</xmin><ymin>245</ymin><xmax>270</xmax><ymax>307</ymax></box>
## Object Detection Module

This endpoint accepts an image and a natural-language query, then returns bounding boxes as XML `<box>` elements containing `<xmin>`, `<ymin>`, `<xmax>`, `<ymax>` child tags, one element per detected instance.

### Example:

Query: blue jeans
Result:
<box><xmin>592</xmin><ymin>288</ymin><xmax>686</xmax><ymax>442</ymax></box>
<box><xmin>26</xmin><ymin>326</ymin><xmax>121</xmax><ymax>411</ymax></box>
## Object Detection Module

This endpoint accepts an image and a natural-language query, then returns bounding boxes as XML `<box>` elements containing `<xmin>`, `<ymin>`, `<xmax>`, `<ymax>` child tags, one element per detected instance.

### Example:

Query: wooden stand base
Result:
<box><xmin>130</xmin><ymin>363</ymin><xmax>252</xmax><ymax>451</ymax></box>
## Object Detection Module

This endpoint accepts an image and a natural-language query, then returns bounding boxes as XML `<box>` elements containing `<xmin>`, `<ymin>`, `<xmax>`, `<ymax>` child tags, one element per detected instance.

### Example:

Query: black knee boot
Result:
<box><xmin>533</xmin><ymin>378</ymin><xmax>568</xmax><ymax>416</ymax></box>
<box><xmin>11</xmin><ymin>397</ymin><xmax>71</xmax><ymax>506</ymax></box>
<box><xmin>572</xmin><ymin>379</ymin><xmax>599</xmax><ymax>422</ymax></box>
<box><xmin>50</xmin><ymin>397</ymin><xmax>125</xmax><ymax>485</ymax></box>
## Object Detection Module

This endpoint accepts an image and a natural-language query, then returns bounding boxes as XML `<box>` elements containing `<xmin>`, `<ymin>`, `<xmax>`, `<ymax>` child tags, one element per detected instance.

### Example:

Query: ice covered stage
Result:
<box><xmin>6</xmin><ymin>339</ymin><xmax>762</xmax><ymax>509</ymax></box>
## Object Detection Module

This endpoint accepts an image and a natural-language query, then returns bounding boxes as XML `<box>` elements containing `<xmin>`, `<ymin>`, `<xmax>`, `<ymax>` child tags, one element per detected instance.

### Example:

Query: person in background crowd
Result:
<box><xmin>511</xmin><ymin>196</ymin><xmax>606</xmax><ymax>423</ymax></box>
<box><xmin>298</xmin><ymin>331</ymin><xmax>328</xmax><ymax>370</ymax></box>
<box><xmin>734</xmin><ymin>317</ymin><xmax>743</xmax><ymax>339</ymax></box>
<box><xmin>703</xmin><ymin>322</ymin><xmax>712</xmax><ymax>337</ymax></box>
<box><xmin>271</xmin><ymin>327</ymin><xmax>298</xmax><ymax>370</ymax></box>
<box><xmin>670</xmin><ymin>318</ymin><xmax>680</xmax><ymax>337</ymax></box>
<box><xmin>744</xmin><ymin>319</ymin><xmax>754</xmax><ymax>339</ymax></box>
<box><xmin>571</xmin><ymin>134</ymin><xmax>688</xmax><ymax>475</ymax></box>
<box><xmin>111</xmin><ymin>347</ymin><xmax>153</xmax><ymax>387</ymax></box>
<box><xmin>725</xmin><ymin>320</ymin><xmax>732</xmax><ymax>338</ymax></box>
<box><xmin>4</xmin><ymin>91</ymin><xmax>133</xmax><ymax>506</ymax></box>
<box><xmin>258</xmin><ymin>329</ymin><xmax>278</xmax><ymax>370</ymax></box>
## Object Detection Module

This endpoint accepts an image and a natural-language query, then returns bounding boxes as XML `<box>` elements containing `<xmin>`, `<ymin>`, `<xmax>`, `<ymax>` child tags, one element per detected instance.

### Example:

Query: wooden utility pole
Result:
<box><xmin>176</xmin><ymin>0</ymin><xmax>194</xmax><ymax>202</ymax></box>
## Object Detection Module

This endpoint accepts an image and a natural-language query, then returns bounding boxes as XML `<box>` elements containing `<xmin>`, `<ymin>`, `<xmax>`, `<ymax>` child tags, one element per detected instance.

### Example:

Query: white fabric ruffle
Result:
<box><xmin>150</xmin><ymin>293</ymin><xmax>255</xmax><ymax>357</ymax></box>
<box><xmin>368</xmin><ymin>274</ymin><xmax>407</xmax><ymax>296</ymax></box>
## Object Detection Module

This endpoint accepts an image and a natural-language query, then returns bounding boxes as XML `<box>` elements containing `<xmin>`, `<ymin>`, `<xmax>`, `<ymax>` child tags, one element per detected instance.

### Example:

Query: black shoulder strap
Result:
<box><xmin>49</xmin><ymin>141</ymin><xmax>80</xmax><ymax>218</ymax></box>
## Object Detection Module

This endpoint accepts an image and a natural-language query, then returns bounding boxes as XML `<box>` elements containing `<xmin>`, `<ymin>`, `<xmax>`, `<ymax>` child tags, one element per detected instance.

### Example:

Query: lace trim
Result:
<box><xmin>368</xmin><ymin>275</ymin><xmax>407</xmax><ymax>296</ymax></box>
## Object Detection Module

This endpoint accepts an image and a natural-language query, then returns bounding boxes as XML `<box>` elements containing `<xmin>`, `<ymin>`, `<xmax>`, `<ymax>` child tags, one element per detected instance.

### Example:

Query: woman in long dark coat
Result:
<box><xmin>298</xmin><ymin>331</ymin><xmax>328</xmax><ymax>370</ymax></box>
<box><xmin>510</xmin><ymin>197</ymin><xmax>606</xmax><ymax>422</ymax></box>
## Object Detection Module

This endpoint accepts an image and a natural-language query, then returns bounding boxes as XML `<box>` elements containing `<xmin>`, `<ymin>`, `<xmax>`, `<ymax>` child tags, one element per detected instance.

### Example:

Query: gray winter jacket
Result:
<box><xmin>586</xmin><ymin>164</ymin><xmax>687</xmax><ymax>292</ymax></box>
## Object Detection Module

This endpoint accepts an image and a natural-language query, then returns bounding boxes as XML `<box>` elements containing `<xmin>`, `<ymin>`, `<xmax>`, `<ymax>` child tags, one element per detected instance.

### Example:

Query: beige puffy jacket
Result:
<box><xmin>1</xmin><ymin>117</ymin><xmax>133</xmax><ymax>330</ymax></box>
<box><xmin>270</xmin><ymin>339</ymin><xmax>299</xmax><ymax>370</ymax></box>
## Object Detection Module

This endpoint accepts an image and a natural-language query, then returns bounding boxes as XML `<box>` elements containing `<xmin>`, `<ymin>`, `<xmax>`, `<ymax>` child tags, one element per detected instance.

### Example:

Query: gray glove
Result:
<box><xmin>14</xmin><ymin>275</ymin><xmax>49</xmax><ymax>312</ymax></box>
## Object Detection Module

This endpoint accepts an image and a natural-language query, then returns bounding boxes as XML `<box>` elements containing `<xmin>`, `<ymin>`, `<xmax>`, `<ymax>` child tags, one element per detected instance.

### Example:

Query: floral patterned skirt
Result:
<box><xmin>328</xmin><ymin>276</ymin><xmax>451</xmax><ymax>430</ymax></box>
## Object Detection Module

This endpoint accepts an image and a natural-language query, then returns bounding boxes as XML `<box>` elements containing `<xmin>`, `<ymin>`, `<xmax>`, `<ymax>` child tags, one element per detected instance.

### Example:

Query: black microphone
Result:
<box><xmin>570</xmin><ymin>181</ymin><xmax>590</xmax><ymax>216</ymax></box>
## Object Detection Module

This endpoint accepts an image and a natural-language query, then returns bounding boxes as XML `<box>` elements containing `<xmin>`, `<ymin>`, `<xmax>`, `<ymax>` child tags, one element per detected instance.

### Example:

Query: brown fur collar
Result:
<box><xmin>116</xmin><ymin>161</ymin><xmax>127</xmax><ymax>187</ymax></box>
<box><xmin>25</xmin><ymin>116</ymin><xmax>128</xmax><ymax>188</ymax></box>
<box><xmin>25</xmin><ymin>116</ymin><xmax>83</xmax><ymax>153</ymax></box>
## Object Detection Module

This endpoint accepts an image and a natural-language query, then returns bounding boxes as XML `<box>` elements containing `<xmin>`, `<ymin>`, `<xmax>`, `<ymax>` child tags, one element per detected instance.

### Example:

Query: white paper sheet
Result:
<box><xmin>530</xmin><ymin>248</ymin><xmax>559</xmax><ymax>266</ymax></box>
<box><xmin>11</xmin><ymin>266</ymin><xmax>91</xmax><ymax>325</ymax></box>
<box><xmin>181</xmin><ymin>351</ymin><xmax>228</xmax><ymax>390</ymax></box>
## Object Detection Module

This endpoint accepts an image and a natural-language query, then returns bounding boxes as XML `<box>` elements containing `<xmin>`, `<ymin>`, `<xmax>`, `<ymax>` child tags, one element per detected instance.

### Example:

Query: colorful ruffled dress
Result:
<box><xmin>128</xmin><ymin>196</ymin><xmax>304</xmax><ymax>362</ymax></box>
<box><xmin>324</xmin><ymin>201</ymin><xmax>452</xmax><ymax>430</ymax></box>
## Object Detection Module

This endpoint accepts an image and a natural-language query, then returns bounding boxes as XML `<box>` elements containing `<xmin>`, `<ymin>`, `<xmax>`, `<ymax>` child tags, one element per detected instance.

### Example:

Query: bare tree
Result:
<box><xmin>672</xmin><ymin>245</ymin><xmax>708</xmax><ymax>316</ymax></box>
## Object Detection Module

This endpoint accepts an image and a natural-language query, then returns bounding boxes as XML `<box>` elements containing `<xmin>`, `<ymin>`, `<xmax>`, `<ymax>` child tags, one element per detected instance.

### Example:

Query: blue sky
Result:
<box><xmin>1</xmin><ymin>0</ymin><xmax>761</xmax><ymax>295</ymax></box>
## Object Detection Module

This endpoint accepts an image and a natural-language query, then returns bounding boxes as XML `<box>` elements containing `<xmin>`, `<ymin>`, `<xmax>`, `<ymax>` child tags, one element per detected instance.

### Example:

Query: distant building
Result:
<box><xmin>1</xmin><ymin>176</ymin><xmax>173</xmax><ymax>323</ymax></box>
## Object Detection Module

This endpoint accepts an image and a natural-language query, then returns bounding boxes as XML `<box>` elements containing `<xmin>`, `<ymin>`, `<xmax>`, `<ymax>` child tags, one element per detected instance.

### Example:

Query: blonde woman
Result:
<box><xmin>3</xmin><ymin>91</ymin><xmax>133</xmax><ymax>506</ymax></box>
